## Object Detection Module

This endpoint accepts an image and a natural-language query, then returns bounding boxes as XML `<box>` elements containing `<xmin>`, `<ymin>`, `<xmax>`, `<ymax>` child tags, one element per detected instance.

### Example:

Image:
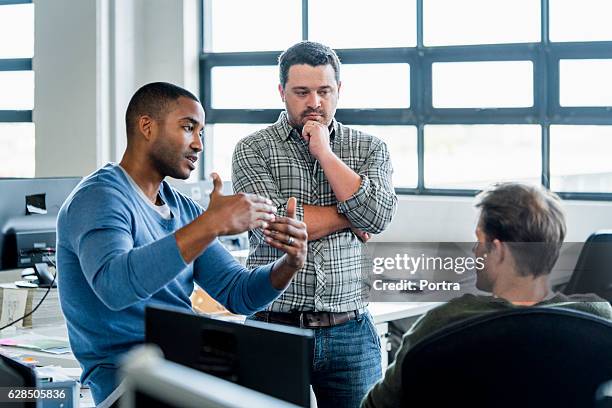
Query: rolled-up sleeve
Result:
<box><xmin>337</xmin><ymin>139</ymin><xmax>397</xmax><ymax>234</ymax></box>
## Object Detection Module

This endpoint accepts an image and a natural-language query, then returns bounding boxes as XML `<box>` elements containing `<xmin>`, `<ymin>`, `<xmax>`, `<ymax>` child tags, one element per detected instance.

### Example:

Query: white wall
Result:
<box><xmin>34</xmin><ymin>0</ymin><xmax>101</xmax><ymax>177</ymax></box>
<box><xmin>376</xmin><ymin>195</ymin><xmax>612</xmax><ymax>243</ymax></box>
<box><xmin>32</xmin><ymin>0</ymin><xmax>612</xmax><ymax>242</ymax></box>
<box><xmin>33</xmin><ymin>0</ymin><xmax>200</xmax><ymax>178</ymax></box>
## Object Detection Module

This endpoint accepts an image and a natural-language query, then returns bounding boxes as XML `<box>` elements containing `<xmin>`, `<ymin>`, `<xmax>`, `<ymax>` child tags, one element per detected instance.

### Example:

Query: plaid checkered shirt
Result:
<box><xmin>232</xmin><ymin>112</ymin><xmax>397</xmax><ymax>313</ymax></box>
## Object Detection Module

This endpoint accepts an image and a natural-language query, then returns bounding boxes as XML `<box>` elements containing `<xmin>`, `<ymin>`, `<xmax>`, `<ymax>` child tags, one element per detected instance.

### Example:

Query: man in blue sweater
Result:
<box><xmin>56</xmin><ymin>82</ymin><xmax>308</xmax><ymax>405</ymax></box>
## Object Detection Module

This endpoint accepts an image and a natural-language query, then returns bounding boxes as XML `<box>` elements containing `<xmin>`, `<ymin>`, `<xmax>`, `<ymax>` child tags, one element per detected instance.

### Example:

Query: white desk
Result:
<box><xmin>0</xmin><ymin>324</ymin><xmax>94</xmax><ymax>407</ymax></box>
<box><xmin>369</xmin><ymin>302</ymin><xmax>442</xmax><ymax>325</ymax></box>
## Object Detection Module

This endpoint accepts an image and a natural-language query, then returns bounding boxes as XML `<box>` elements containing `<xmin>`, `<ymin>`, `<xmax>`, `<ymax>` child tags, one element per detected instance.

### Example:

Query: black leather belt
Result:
<box><xmin>254</xmin><ymin>310</ymin><xmax>359</xmax><ymax>328</ymax></box>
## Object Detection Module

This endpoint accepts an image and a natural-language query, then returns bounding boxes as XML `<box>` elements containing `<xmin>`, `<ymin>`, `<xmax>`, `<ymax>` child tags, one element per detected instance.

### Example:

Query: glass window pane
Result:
<box><xmin>550</xmin><ymin>125</ymin><xmax>612</xmax><ymax>193</ymax></box>
<box><xmin>211</xmin><ymin>66</ymin><xmax>282</xmax><ymax>109</ymax></box>
<box><xmin>0</xmin><ymin>123</ymin><xmax>35</xmax><ymax>177</ymax></box>
<box><xmin>560</xmin><ymin>59</ymin><xmax>612</xmax><ymax>107</ymax></box>
<box><xmin>550</xmin><ymin>0</ymin><xmax>612</xmax><ymax>42</ymax></box>
<box><xmin>433</xmin><ymin>61</ymin><xmax>533</xmax><ymax>108</ymax></box>
<box><xmin>204</xmin><ymin>124</ymin><xmax>263</xmax><ymax>180</ymax></box>
<box><xmin>209</xmin><ymin>0</ymin><xmax>301</xmax><ymax>52</ymax></box>
<box><xmin>341</xmin><ymin>64</ymin><xmax>409</xmax><ymax>109</ymax></box>
<box><xmin>424</xmin><ymin>0</ymin><xmax>539</xmax><ymax>46</ymax></box>
<box><xmin>424</xmin><ymin>125</ymin><xmax>540</xmax><ymax>189</ymax></box>
<box><xmin>348</xmin><ymin>125</ymin><xmax>417</xmax><ymax>188</ymax></box>
<box><xmin>0</xmin><ymin>4</ymin><xmax>34</xmax><ymax>58</ymax></box>
<box><xmin>309</xmin><ymin>0</ymin><xmax>416</xmax><ymax>48</ymax></box>
<box><xmin>0</xmin><ymin>71</ymin><xmax>34</xmax><ymax>110</ymax></box>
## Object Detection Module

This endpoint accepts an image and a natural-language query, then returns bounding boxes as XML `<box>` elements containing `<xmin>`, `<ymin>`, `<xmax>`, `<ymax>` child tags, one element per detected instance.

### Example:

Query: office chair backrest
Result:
<box><xmin>400</xmin><ymin>308</ymin><xmax>612</xmax><ymax>408</ymax></box>
<box><xmin>564</xmin><ymin>230</ymin><xmax>612</xmax><ymax>302</ymax></box>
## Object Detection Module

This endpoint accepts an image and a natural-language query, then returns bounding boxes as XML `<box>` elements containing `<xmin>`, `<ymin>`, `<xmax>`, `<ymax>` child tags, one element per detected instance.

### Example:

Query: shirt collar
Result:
<box><xmin>275</xmin><ymin>111</ymin><xmax>339</xmax><ymax>142</ymax></box>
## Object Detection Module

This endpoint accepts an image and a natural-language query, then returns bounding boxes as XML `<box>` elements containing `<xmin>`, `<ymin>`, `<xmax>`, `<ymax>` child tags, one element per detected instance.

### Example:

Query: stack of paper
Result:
<box><xmin>0</xmin><ymin>284</ymin><xmax>64</xmax><ymax>328</ymax></box>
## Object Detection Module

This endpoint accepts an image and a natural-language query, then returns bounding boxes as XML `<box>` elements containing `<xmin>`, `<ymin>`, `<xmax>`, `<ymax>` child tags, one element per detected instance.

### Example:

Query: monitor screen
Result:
<box><xmin>0</xmin><ymin>177</ymin><xmax>81</xmax><ymax>271</ymax></box>
<box><xmin>145</xmin><ymin>306</ymin><xmax>313</xmax><ymax>407</ymax></box>
<box><xmin>121</xmin><ymin>344</ymin><xmax>300</xmax><ymax>408</ymax></box>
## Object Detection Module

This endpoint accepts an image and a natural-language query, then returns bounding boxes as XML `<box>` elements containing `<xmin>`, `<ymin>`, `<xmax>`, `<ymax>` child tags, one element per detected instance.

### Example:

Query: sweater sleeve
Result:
<box><xmin>193</xmin><ymin>240</ymin><xmax>282</xmax><ymax>315</ymax></box>
<box><xmin>63</xmin><ymin>185</ymin><xmax>188</xmax><ymax>311</ymax></box>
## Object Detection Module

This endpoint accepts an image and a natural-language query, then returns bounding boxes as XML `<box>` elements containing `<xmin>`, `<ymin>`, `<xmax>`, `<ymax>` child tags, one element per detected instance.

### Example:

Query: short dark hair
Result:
<box><xmin>125</xmin><ymin>82</ymin><xmax>199</xmax><ymax>138</ymax></box>
<box><xmin>476</xmin><ymin>183</ymin><xmax>566</xmax><ymax>277</ymax></box>
<box><xmin>278</xmin><ymin>41</ymin><xmax>341</xmax><ymax>88</ymax></box>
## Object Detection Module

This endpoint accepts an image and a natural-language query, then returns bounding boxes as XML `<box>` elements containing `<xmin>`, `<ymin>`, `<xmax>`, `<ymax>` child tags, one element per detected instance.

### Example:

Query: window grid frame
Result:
<box><xmin>199</xmin><ymin>0</ymin><xmax>612</xmax><ymax>201</ymax></box>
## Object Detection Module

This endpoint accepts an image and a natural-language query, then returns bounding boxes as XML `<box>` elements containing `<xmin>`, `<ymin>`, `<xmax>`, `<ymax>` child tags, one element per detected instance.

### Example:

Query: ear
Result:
<box><xmin>278</xmin><ymin>83</ymin><xmax>285</xmax><ymax>102</ymax></box>
<box><xmin>138</xmin><ymin>115</ymin><xmax>154</xmax><ymax>141</ymax></box>
<box><xmin>337</xmin><ymin>80</ymin><xmax>342</xmax><ymax>98</ymax></box>
<box><xmin>491</xmin><ymin>239</ymin><xmax>506</xmax><ymax>264</ymax></box>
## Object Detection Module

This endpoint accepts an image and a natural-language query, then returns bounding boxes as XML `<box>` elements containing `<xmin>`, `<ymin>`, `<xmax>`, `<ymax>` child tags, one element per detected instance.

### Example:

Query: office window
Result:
<box><xmin>550</xmin><ymin>126</ymin><xmax>612</xmax><ymax>193</ymax></box>
<box><xmin>0</xmin><ymin>123</ymin><xmax>35</xmax><ymax>178</ymax></box>
<box><xmin>423</xmin><ymin>0</ymin><xmax>540</xmax><ymax>46</ymax></box>
<box><xmin>424</xmin><ymin>125</ymin><xmax>540</xmax><ymax>189</ymax></box>
<box><xmin>0</xmin><ymin>3</ymin><xmax>34</xmax><ymax>58</ymax></box>
<box><xmin>340</xmin><ymin>64</ymin><xmax>410</xmax><ymax>109</ymax></box>
<box><xmin>203</xmin><ymin>124</ymin><xmax>262</xmax><ymax>180</ymax></box>
<box><xmin>211</xmin><ymin>66</ymin><xmax>281</xmax><ymax>109</ymax></box>
<box><xmin>309</xmin><ymin>0</ymin><xmax>416</xmax><ymax>49</ymax></box>
<box><xmin>549</xmin><ymin>0</ymin><xmax>612</xmax><ymax>42</ymax></box>
<box><xmin>0</xmin><ymin>1</ymin><xmax>35</xmax><ymax>178</ymax></box>
<box><xmin>0</xmin><ymin>71</ymin><xmax>34</xmax><ymax>110</ymax></box>
<box><xmin>201</xmin><ymin>1</ymin><xmax>612</xmax><ymax>199</ymax></box>
<box><xmin>349</xmin><ymin>125</ymin><xmax>418</xmax><ymax>189</ymax></box>
<box><xmin>208</xmin><ymin>0</ymin><xmax>300</xmax><ymax>52</ymax></box>
<box><xmin>560</xmin><ymin>59</ymin><xmax>612</xmax><ymax>107</ymax></box>
<box><xmin>432</xmin><ymin>61</ymin><xmax>533</xmax><ymax>108</ymax></box>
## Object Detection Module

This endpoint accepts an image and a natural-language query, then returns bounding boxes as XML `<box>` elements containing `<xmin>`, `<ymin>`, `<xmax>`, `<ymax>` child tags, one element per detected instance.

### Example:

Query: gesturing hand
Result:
<box><xmin>263</xmin><ymin>197</ymin><xmax>308</xmax><ymax>269</ymax></box>
<box><xmin>206</xmin><ymin>172</ymin><xmax>277</xmax><ymax>236</ymax></box>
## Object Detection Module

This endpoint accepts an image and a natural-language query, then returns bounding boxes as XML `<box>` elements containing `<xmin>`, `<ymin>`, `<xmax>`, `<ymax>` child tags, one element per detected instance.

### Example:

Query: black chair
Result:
<box><xmin>400</xmin><ymin>308</ymin><xmax>612</xmax><ymax>408</ymax></box>
<box><xmin>564</xmin><ymin>230</ymin><xmax>612</xmax><ymax>302</ymax></box>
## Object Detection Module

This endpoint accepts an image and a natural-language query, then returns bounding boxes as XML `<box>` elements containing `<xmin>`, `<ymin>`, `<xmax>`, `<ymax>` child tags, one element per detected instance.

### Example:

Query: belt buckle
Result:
<box><xmin>299</xmin><ymin>312</ymin><xmax>305</xmax><ymax>328</ymax></box>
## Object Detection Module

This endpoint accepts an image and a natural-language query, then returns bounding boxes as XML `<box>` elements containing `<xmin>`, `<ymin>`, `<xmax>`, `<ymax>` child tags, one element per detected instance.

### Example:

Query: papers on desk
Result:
<box><xmin>0</xmin><ymin>286</ymin><xmax>28</xmax><ymax>328</ymax></box>
<box><xmin>0</xmin><ymin>283</ymin><xmax>64</xmax><ymax>328</ymax></box>
<box><xmin>0</xmin><ymin>332</ymin><xmax>71</xmax><ymax>354</ymax></box>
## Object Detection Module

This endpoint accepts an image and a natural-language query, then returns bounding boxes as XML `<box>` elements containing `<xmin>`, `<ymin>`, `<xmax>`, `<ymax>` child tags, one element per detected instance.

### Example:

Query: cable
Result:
<box><xmin>0</xmin><ymin>251</ymin><xmax>57</xmax><ymax>332</ymax></box>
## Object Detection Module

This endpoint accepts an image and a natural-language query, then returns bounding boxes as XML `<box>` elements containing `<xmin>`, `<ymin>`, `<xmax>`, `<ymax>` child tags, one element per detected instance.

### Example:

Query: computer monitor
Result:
<box><xmin>0</xmin><ymin>177</ymin><xmax>81</xmax><ymax>271</ymax></box>
<box><xmin>121</xmin><ymin>344</ymin><xmax>300</xmax><ymax>408</ymax></box>
<box><xmin>145</xmin><ymin>306</ymin><xmax>313</xmax><ymax>407</ymax></box>
<box><xmin>0</xmin><ymin>354</ymin><xmax>37</xmax><ymax>408</ymax></box>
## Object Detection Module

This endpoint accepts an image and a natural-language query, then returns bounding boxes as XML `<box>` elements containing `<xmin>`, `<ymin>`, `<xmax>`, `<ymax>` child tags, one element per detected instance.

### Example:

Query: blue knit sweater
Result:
<box><xmin>56</xmin><ymin>163</ymin><xmax>281</xmax><ymax>404</ymax></box>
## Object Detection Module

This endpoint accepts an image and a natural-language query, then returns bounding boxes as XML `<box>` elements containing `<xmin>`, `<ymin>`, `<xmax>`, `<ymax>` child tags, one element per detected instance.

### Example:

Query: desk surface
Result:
<box><xmin>0</xmin><ymin>302</ymin><xmax>437</xmax><ymax>408</ymax></box>
<box><xmin>368</xmin><ymin>302</ymin><xmax>442</xmax><ymax>324</ymax></box>
<box><xmin>0</xmin><ymin>324</ymin><xmax>94</xmax><ymax>407</ymax></box>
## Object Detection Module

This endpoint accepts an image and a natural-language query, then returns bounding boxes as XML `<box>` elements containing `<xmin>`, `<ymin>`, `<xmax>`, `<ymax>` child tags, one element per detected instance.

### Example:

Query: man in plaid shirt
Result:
<box><xmin>232</xmin><ymin>41</ymin><xmax>397</xmax><ymax>408</ymax></box>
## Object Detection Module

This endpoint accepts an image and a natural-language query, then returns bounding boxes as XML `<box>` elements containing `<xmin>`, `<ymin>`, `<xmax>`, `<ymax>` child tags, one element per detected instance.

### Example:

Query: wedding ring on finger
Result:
<box><xmin>286</xmin><ymin>236</ymin><xmax>294</xmax><ymax>246</ymax></box>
